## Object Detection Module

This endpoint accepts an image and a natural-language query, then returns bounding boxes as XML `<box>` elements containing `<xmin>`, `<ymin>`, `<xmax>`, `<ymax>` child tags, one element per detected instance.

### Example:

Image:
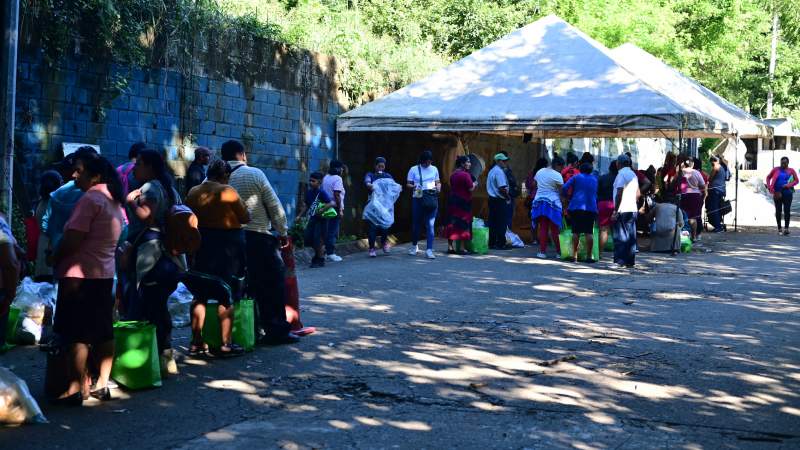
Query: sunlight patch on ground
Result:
<box><xmin>205</xmin><ymin>379</ymin><xmax>260</xmax><ymax>394</ymax></box>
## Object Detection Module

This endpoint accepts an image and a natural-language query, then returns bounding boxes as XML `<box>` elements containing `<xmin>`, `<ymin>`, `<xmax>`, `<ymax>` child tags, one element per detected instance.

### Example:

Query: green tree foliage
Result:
<box><xmin>20</xmin><ymin>0</ymin><xmax>800</xmax><ymax>120</ymax></box>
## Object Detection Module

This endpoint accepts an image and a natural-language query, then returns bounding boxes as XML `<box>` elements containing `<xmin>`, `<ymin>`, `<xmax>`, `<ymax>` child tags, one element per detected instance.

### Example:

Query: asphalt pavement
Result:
<box><xmin>1</xmin><ymin>229</ymin><xmax>799</xmax><ymax>449</ymax></box>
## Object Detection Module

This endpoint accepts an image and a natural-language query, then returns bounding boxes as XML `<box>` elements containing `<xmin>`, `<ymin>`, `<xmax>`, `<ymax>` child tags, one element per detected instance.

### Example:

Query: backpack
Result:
<box><xmin>164</xmin><ymin>204</ymin><xmax>201</xmax><ymax>256</ymax></box>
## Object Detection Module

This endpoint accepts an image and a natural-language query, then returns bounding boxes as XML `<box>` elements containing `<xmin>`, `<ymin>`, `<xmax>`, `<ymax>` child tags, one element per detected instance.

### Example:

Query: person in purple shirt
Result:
<box><xmin>562</xmin><ymin>163</ymin><xmax>598</xmax><ymax>263</ymax></box>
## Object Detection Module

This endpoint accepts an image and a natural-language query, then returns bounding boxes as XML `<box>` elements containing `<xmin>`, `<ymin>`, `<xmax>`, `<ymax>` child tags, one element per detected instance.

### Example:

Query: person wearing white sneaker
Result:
<box><xmin>426</xmin><ymin>249</ymin><xmax>436</xmax><ymax>259</ymax></box>
<box><xmin>408</xmin><ymin>244</ymin><xmax>418</xmax><ymax>256</ymax></box>
<box><xmin>535</xmin><ymin>252</ymin><xmax>547</xmax><ymax>259</ymax></box>
<box><xmin>322</xmin><ymin>160</ymin><xmax>346</xmax><ymax>262</ymax></box>
<box><xmin>407</xmin><ymin>150</ymin><xmax>441</xmax><ymax>258</ymax></box>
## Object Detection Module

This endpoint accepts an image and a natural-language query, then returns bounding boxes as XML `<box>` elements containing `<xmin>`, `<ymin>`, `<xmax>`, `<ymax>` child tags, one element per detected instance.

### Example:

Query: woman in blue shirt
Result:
<box><xmin>562</xmin><ymin>163</ymin><xmax>598</xmax><ymax>263</ymax></box>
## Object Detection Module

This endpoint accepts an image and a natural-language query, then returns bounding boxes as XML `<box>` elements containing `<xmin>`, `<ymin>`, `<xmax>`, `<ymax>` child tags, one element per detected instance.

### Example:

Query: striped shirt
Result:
<box><xmin>228</xmin><ymin>161</ymin><xmax>287</xmax><ymax>236</ymax></box>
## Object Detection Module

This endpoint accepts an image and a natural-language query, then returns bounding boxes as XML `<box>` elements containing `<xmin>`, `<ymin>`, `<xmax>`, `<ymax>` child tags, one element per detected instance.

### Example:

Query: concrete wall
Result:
<box><xmin>13</xmin><ymin>48</ymin><xmax>342</xmax><ymax>220</ymax></box>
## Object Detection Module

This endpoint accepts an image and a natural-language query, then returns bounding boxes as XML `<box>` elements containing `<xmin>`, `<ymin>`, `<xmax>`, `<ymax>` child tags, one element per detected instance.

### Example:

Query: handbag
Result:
<box><xmin>418</xmin><ymin>165</ymin><xmax>438</xmax><ymax>211</ymax></box>
<box><xmin>720</xmin><ymin>198</ymin><xmax>732</xmax><ymax>216</ymax></box>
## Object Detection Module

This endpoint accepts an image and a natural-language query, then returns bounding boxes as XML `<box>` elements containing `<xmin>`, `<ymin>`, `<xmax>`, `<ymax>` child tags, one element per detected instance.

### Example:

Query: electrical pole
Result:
<box><xmin>0</xmin><ymin>0</ymin><xmax>20</xmax><ymax>221</ymax></box>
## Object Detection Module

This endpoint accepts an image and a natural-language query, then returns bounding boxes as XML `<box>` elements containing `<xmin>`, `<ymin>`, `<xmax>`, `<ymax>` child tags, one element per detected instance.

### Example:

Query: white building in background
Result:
<box><xmin>544</xmin><ymin>137</ymin><xmax>698</xmax><ymax>173</ymax></box>
<box><xmin>741</xmin><ymin>117</ymin><xmax>799</xmax><ymax>172</ymax></box>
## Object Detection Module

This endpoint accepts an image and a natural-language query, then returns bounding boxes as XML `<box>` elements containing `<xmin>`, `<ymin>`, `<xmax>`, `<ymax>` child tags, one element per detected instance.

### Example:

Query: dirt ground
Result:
<box><xmin>1</xmin><ymin>229</ymin><xmax>799</xmax><ymax>449</ymax></box>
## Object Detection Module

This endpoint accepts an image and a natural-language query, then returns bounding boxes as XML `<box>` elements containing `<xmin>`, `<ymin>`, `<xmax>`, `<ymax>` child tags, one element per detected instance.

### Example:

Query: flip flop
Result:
<box><xmin>292</xmin><ymin>327</ymin><xmax>316</xmax><ymax>336</ymax></box>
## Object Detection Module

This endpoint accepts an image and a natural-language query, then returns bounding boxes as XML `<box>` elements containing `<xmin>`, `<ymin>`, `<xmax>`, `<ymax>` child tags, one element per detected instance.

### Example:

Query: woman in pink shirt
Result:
<box><xmin>678</xmin><ymin>159</ymin><xmax>706</xmax><ymax>241</ymax></box>
<box><xmin>52</xmin><ymin>152</ymin><xmax>125</xmax><ymax>406</ymax></box>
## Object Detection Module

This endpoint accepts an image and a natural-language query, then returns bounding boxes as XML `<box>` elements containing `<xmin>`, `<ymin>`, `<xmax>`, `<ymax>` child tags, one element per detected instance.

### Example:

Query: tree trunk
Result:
<box><xmin>767</xmin><ymin>8</ymin><xmax>778</xmax><ymax>118</ymax></box>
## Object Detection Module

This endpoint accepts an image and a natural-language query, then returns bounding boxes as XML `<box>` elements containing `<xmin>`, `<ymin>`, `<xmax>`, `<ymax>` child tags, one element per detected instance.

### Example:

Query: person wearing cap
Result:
<box><xmin>612</xmin><ymin>153</ymin><xmax>640</xmax><ymax>268</ymax></box>
<box><xmin>406</xmin><ymin>150</ymin><xmax>441</xmax><ymax>259</ymax></box>
<box><xmin>499</xmin><ymin>151</ymin><xmax>520</xmax><ymax>230</ymax></box>
<box><xmin>364</xmin><ymin>157</ymin><xmax>395</xmax><ymax>257</ymax></box>
<box><xmin>487</xmin><ymin>153</ymin><xmax>511</xmax><ymax>250</ymax></box>
<box><xmin>185</xmin><ymin>146</ymin><xmax>212</xmax><ymax>196</ymax></box>
<box><xmin>322</xmin><ymin>160</ymin><xmax>346</xmax><ymax>262</ymax></box>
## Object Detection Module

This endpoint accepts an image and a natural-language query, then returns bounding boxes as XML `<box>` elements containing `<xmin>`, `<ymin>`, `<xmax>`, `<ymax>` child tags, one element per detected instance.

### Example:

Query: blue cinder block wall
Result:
<box><xmin>14</xmin><ymin>52</ymin><xmax>341</xmax><ymax>221</ymax></box>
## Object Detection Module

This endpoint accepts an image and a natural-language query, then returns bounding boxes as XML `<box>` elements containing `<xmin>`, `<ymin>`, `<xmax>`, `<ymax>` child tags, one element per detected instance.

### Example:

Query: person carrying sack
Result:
<box><xmin>406</xmin><ymin>150</ymin><xmax>441</xmax><ymax>259</ymax></box>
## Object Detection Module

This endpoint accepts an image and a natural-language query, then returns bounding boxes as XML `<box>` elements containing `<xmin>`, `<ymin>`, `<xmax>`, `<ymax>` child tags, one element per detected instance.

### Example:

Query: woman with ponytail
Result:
<box><xmin>51</xmin><ymin>151</ymin><xmax>125</xmax><ymax>405</ymax></box>
<box><xmin>124</xmin><ymin>148</ymin><xmax>183</xmax><ymax>375</ymax></box>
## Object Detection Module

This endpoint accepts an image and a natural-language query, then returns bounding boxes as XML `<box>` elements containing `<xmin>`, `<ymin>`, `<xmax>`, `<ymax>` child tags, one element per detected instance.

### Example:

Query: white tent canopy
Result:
<box><xmin>611</xmin><ymin>43</ymin><xmax>771</xmax><ymax>138</ymax></box>
<box><xmin>338</xmin><ymin>15</ymin><xmax>732</xmax><ymax>138</ymax></box>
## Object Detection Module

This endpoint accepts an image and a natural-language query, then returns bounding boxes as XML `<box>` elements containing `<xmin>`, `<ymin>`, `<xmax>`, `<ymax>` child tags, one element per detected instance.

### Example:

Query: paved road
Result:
<box><xmin>2</xmin><ymin>230</ymin><xmax>799</xmax><ymax>449</ymax></box>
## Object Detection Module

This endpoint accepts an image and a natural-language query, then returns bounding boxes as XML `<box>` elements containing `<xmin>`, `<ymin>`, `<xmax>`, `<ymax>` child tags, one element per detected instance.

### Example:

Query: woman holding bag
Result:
<box><xmin>364</xmin><ymin>157</ymin><xmax>395</xmax><ymax>257</ymax></box>
<box><xmin>407</xmin><ymin>150</ymin><xmax>441</xmax><ymax>259</ymax></box>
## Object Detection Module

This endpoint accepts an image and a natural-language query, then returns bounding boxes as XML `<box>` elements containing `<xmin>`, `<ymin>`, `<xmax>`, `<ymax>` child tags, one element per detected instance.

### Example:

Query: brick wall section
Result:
<box><xmin>14</xmin><ymin>54</ymin><xmax>341</xmax><ymax>220</ymax></box>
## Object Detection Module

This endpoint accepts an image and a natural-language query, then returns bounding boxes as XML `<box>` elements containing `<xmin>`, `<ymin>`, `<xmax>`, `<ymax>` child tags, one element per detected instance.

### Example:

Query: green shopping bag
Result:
<box><xmin>1</xmin><ymin>306</ymin><xmax>21</xmax><ymax>351</ymax></box>
<box><xmin>465</xmin><ymin>226</ymin><xmax>489</xmax><ymax>255</ymax></box>
<box><xmin>232</xmin><ymin>299</ymin><xmax>255</xmax><ymax>351</ymax></box>
<box><xmin>4</xmin><ymin>306</ymin><xmax>21</xmax><ymax>344</ymax></box>
<box><xmin>203</xmin><ymin>299</ymin><xmax>256</xmax><ymax>351</ymax></box>
<box><xmin>111</xmin><ymin>321</ymin><xmax>162</xmax><ymax>389</ymax></box>
<box><xmin>559</xmin><ymin>225</ymin><xmax>600</xmax><ymax>261</ymax></box>
<box><xmin>680</xmin><ymin>235</ymin><xmax>692</xmax><ymax>253</ymax></box>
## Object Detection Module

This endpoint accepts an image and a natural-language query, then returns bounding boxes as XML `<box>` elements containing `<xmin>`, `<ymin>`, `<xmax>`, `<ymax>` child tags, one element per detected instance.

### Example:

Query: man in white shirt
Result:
<box><xmin>487</xmin><ymin>153</ymin><xmax>511</xmax><ymax>250</ymax></box>
<box><xmin>222</xmin><ymin>140</ymin><xmax>299</xmax><ymax>345</ymax></box>
<box><xmin>612</xmin><ymin>154</ymin><xmax>640</xmax><ymax>268</ymax></box>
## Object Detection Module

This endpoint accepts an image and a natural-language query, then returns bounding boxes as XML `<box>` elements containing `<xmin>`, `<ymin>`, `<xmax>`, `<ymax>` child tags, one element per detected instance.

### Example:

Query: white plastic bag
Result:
<box><xmin>0</xmin><ymin>367</ymin><xmax>47</xmax><ymax>425</ymax></box>
<box><xmin>505</xmin><ymin>229</ymin><xmax>525</xmax><ymax>248</ymax></box>
<box><xmin>362</xmin><ymin>178</ymin><xmax>402</xmax><ymax>229</ymax></box>
<box><xmin>473</xmin><ymin>218</ymin><xmax>486</xmax><ymax>228</ymax></box>
<box><xmin>168</xmin><ymin>282</ymin><xmax>194</xmax><ymax>328</ymax></box>
<box><xmin>12</xmin><ymin>278</ymin><xmax>56</xmax><ymax>311</ymax></box>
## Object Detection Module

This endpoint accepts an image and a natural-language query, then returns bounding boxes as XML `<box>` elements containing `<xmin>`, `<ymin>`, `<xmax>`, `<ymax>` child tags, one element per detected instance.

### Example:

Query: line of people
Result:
<box><xmin>9</xmin><ymin>139</ymin><xmax>303</xmax><ymax>406</ymax></box>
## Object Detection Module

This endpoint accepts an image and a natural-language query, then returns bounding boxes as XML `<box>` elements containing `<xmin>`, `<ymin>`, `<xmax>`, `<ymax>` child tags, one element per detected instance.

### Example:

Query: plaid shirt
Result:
<box><xmin>228</xmin><ymin>161</ymin><xmax>287</xmax><ymax>236</ymax></box>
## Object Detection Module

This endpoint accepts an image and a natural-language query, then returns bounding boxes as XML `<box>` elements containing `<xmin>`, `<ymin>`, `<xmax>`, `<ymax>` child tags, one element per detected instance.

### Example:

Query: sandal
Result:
<box><xmin>211</xmin><ymin>343</ymin><xmax>244</xmax><ymax>358</ymax></box>
<box><xmin>188</xmin><ymin>342</ymin><xmax>209</xmax><ymax>357</ymax></box>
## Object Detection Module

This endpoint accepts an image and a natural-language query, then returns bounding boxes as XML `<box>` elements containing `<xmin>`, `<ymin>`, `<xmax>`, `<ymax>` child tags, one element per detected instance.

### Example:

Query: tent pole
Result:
<box><xmin>734</xmin><ymin>136</ymin><xmax>739</xmax><ymax>232</ymax></box>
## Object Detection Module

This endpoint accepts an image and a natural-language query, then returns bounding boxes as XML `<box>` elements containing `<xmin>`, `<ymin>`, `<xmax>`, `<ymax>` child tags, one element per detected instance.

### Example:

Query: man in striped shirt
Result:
<box><xmin>222</xmin><ymin>140</ymin><xmax>300</xmax><ymax>345</ymax></box>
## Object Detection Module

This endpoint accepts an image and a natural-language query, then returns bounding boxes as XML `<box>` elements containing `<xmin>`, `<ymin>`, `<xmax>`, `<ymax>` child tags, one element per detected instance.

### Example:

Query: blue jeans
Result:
<box><xmin>707</xmin><ymin>190</ymin><xmax>724</xmax><ymax>231</ymax></box>
<box><xmin>613</xmin><ymin>212</ymin><xmax>637</xmax><ymax>266</ymax></box>
<box><xmin>368</xmin><ymin>222</ymin><xmax>389</xmax><ymax>249</ymax></box>
<box><xmin>324</xmin><ymin>217</ymin><xmax>340</xmax><ymax>255</ymax></box>
<box><xmin>304</xmin><ymin>217</ymin><xmax>327</xmax><ymax>255</ymax></box>
<box><xmin>411</xmin><ymin>197</ymin><xmax>437</xmax><ymax>250</ymax></box>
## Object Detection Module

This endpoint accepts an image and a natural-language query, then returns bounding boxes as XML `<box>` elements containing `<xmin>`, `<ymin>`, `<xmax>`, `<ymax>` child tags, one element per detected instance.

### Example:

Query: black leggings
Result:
<box><xmin>774</xmin><ymin>189</ymin><xmax>793</xmax><ymax>229</ymax></box>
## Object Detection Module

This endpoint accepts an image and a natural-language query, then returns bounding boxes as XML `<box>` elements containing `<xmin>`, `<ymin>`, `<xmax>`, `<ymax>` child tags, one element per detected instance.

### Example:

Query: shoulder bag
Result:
<box><xmin>418</xmin><ymin>165</ymin><xmax>438</xmax><ymax>211</ymax></box>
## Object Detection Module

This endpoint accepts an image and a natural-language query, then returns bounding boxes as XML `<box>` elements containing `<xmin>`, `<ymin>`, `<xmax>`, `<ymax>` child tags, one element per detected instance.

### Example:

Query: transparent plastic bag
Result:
<box><xmin>0</xmin><ymin>367</ymin><xmax>47</xmax><ymax>425</ymax></box>
<box><xmin>362</xmin><ymin>178</ymin><xmax>402</xmax><ymax>229</ymax></box>
<box><xmin>167</xmin><ymin>283</ymin><xmax>194</xmax><ymax>328</ymax></box>
<box><xmin>12</xmin><ymin>278</ymin><xmax>56</xmax><ymax>311</ymax></box>
<box><xmin>505</xmin><ymin>229</ymin><xmax>525</xmax><ymax>248</ymax></box>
